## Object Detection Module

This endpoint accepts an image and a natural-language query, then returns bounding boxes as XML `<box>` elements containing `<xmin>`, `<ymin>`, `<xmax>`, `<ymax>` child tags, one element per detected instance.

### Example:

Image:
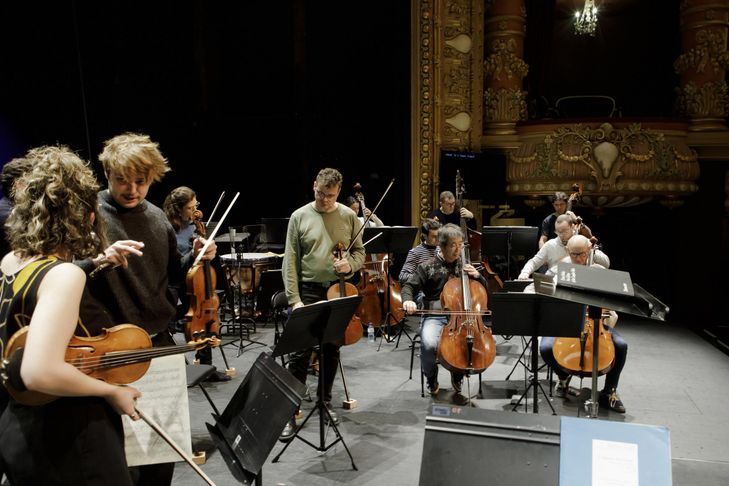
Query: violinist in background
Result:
<box><xmin>0</xmin><ymin>146</ymin><xmax>140</xmax><ymax>485</ymax></box>
<box><xmin>343</xmin><ymin>195</ymin><xmax>384</xmax><ymax>227</ymax></box>
<box><xmin>76</xmin><ymin>133</ymin><xmax>216</xmax><ymax>486</ymax></box>
<box><xmin>518</xmin><ymin>214</ymin><xmax>609</xmax><ymax>280</ymax></box>
<box><xmin>427</xmin><ymin>190</ymin><xmax>476</xmax><ymax>229</ymax></box>
<box><xmin>401</xmin><ymin>223</ymin><xmax>487</xmax><ymax>396</ymax></box>
<box><xmin>280</xmin><ymin>168</ymin><xmax>365</xmax><ymax>442</ymax></box>
<box><xmin>539</xmin><ymin>234</ymin><xmax>627</xmax><ymax>413</ymax></box>
<box><xmin>163</xmin><ymin>186</ymin><xmax>230</xmax><ymax>382</ymax></box>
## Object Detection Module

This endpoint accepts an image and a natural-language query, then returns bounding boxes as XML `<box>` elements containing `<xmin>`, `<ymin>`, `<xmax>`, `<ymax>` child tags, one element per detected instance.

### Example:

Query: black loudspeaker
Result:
<box><xmin>419</xmin><ymin>405</ymin><xmax>560</xmax><ymax>486</ymax></box>
<box><xmin>207</xmin><ymin>352</ymin><xmax>306</xmax><ymax>484</ymax></box>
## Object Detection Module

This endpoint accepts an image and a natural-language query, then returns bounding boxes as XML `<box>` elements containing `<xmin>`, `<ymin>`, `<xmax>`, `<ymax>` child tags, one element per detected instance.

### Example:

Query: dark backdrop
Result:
<box><xmin>0</xmin><ymin>1</ymin><xmax>411</xmax><ymax>228</ymax></box>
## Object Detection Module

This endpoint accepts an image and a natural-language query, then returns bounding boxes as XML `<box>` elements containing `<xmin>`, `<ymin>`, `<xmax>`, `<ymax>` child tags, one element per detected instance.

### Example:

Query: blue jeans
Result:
<box><xmin>420</xmin><ymin>316</ymin><xmax>464</xmax><ymax>387</ymax></box>
<box><xmin>540</xmin><ymin>327</ymin><xmax>627</xmax><ymax>393</ymax></box>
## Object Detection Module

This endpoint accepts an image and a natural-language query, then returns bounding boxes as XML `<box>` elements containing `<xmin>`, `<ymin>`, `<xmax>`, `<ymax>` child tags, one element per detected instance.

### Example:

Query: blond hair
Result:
<box><xmin>98</xmin><ymin>132</ymin><xmax>170</xmax><ymax>183</ymax></box>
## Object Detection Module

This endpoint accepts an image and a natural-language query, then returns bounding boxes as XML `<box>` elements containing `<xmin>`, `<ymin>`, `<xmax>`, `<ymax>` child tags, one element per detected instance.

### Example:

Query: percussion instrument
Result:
<box><xmin>220</xmin><ymin>252</ymin><xmax>281</xmax><ymax>293</ymax></box>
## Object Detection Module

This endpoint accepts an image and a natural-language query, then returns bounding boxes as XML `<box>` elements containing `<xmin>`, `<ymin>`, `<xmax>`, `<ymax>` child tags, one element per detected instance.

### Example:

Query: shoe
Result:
<box><xmin>451</xmin><ymin>376</ymin><xmax>463</xmax><ymax>394</ymax></box>
<box><xmin>427</xmin><ymin>380</ymin><xmax>440</xmax><ymax>396</ymax></box>
<box><xmin>599</xmin><ymin>388</ymin><xmax>626</xmax><ymax>413</ymax></box>
<box><xmin>323</xmin><ymin>402</ymin><xmax>340</xmax><ymax>425</ymax></box>
<box><xmin>205</xmin><ymin>370</ymin><xmax>232</xmax><ymax>382</ymax></box>
<box><xmin>279</xmin><ymin>419</ymin><xmax>296</xmax><ymax>442</ymax></box>
<box><xmin>554</xmin><ymin>377</ymin><xmax>570</xmax><ymax>399</ymax></box>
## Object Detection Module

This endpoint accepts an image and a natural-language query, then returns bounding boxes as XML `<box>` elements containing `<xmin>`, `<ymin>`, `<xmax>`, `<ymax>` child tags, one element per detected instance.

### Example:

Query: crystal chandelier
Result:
<box><xmin>574</xmin><ymin>0</ymin><xmax>598</xmax><ymax>36</ymax></box>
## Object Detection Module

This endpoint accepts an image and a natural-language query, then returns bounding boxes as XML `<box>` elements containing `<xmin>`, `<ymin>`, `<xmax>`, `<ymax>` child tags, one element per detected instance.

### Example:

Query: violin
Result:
<box><xmin>353</xmin><ymin>184</ymin><xmax>405</xmax><ymax>328</ymax></box>
<box><xmin>327</xmin><ymin>242</ymin><xmax>363</xmax><ymax>345</ymax></box>
<box><xmin>1</xmin><ymin>324</ymin><xmax>218</xmax><ymax>406</ymax></box>
<box><xmin>184</xmin><ymin>208</ymin><xmax>221</xmax><ymax>343</ymax></box>
<box><xmin>436</xmin><ymin>190</ymin><xmax>496</xmax><ymax>375</ymax></box>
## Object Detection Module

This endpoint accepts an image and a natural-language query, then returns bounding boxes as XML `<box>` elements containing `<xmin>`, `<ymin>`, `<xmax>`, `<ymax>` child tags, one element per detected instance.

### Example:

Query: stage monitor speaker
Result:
<box><xmin>207</xmin><ymin>352</ymin><xmax>306</xmax><ymax>484</ymax></box>
<box><xmin>419</xmin><ymin>405</ymin><xmax>560</xmax><ymax>486</ymax></box>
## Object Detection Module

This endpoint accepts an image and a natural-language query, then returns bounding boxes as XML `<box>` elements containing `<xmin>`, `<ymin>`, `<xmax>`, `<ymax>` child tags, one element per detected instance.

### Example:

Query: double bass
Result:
<box><xmin>436</xmin><ymin>173</ymin><xmax>496</xmax><ymax>376</ymax></box>
<box><xmin>352</xmin><ymin>184</ymin><xmax>405</xmax><ymax>329</ymax></box>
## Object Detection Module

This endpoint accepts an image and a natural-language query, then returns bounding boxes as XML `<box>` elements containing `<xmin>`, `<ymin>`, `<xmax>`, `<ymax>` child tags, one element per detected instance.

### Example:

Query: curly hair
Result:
<box><xmin>6</xmin><ymin>146</ymin><xmax>107</xmax><ymax>260</ymax></box>
<box><xmin>98</xmin><ymin>132</ymin><xmax>170</xmax><ymax>183</ymax></box>
<box><xmin>163</xmin><ymin>186</ymin><xmax>196</xmax><ymax>232</ymax></box>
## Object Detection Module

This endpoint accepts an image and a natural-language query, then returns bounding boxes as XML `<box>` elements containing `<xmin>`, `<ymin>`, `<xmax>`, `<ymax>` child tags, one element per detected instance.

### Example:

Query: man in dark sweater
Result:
<box><xmin>78</xmin><ymin>132</ymin><xmax>217</xmax><ymax>486</ymax></box>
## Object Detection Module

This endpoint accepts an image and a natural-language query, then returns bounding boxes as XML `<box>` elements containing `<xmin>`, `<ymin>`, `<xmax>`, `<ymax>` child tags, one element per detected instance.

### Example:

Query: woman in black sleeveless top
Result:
<box><xmin>0</xmin><ymin>146</ymin><xmax>141</xmax><ymax>485</ymax></box>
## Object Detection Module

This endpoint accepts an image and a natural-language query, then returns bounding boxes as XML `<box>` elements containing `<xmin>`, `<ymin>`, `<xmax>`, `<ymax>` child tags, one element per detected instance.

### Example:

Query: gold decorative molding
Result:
<box><xmin>677</xmin><ymin>0</ymin><xmax>729</xmax><ymax>131</ymax></box>
<box><xmin>412</xmin><ymin>0</ymin><xmax>436</xmax><ymax>221</ymax></box>
<box><xmin>484</xmin><ymin>87</ymin><xmax>528</xmax><ymax>133</ymax></box>
<box><xmin>675</xmin><ymin>80</ymin><xmax>729</xmax><ymax>120</ymax></box>
<box><xmin>674</xmin><ymin>29</ymin><xmax>729</xmax><ymax>74</ymax></box>
<box><xmin>483</xmin><ymin>38</ymin><xmax>529</xmax><ymax>82</ymax></box>
<box><xmin>507</xmin><ymin>122</ymin><xmax>700</xmax><ymax>208</ymax></box>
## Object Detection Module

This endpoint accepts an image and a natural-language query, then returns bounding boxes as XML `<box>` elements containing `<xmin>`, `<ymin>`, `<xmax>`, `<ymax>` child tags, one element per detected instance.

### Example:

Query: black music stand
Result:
<box><xmin>482</xmin><ymin>226</ymin><xmax>539</xmax><ymax>281</ymax></box>
<box><xmin>271</xmin><ymin>295</ymin><xmax>362</xmax><ymax>469</ymax></box>
<box><xmin>534</xmin><ymin>265</ymin><xmax>668</xmax><ymax>417</ymax></box>
<box><xmin>207</xmin><ymin>352</ymin><xmax>306</xmax><ymax>485</ymax></box>
<box><xmin>362</xmin><ymin>226</ymin><xmax>418</xmax><ymax>349</ymax></box>
<box><xmin>491</xmin><ymin>292</ymin><xmax>584</xmax><ymax>414</ymax></box>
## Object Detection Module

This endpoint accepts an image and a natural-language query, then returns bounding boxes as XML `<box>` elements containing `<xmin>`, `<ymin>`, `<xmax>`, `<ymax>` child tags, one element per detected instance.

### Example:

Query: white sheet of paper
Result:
<box><xmin>592</xmin><ymin>438</ymin><xmax>639</xmax><ymax>486</ymax></box>
<box><xmin>123</xmin><ymin>354</ymin><xmax>192</xmax><ymax>467</ymax></box>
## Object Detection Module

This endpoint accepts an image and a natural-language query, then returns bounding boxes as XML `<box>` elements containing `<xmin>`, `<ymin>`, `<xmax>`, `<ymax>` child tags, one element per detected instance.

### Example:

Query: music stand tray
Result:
<box><xmin>271</xmin><ymin>295</ymin><xmax>362</xmax><ymax>470</ymax></box>
<box><xmin>491</xmin><ymin>292</ymin><xmax>584</xmax><ymax>414</ymax></box>
<box><xmin>362</xmin><ymin>226</ymin><xmax>418</xmax><ymax>347</ymax></box>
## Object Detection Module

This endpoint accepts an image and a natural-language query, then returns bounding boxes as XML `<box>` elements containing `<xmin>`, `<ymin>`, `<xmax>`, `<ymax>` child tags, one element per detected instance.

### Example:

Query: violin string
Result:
<box><xmin>70</xmin><ymin>343</ymin><xmax>212</xmax><ymax>371</ymax></box>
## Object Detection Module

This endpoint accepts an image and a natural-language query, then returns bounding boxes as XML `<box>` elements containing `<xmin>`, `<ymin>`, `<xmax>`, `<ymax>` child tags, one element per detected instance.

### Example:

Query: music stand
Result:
<box><xmin>482</xmin><ymin>226</ymin><xmax>539</xmax><ymax>281</ymax></box>
<box><xmin>534</xmin><ymin>265</ymin><xmax>668</xmax><ymax>417</ymax></box>
<box><xmin>207</xmin><ymin>352</ymin><xmax>306</xmax><ymax>485</ymax></box>
<box><xmin>491</xmin><ymin>292</ymin><xmax>584</xmax><ymax>414</ymax></box>
<box><xmin>271</xmin><ymin>295</ymin><xmax>362</xmax><ymax>469</ymax></box>
<box><xmin>362</xmin><ymin>226</ymin><xmax>418</xmax><ymax>349</ymax></box>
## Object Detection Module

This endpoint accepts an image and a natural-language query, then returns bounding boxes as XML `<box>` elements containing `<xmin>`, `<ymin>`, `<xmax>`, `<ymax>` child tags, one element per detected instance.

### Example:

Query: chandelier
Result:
<box><xmin>574</xmin><ymin>0</ymin><xmax>598</xmax><ymax>36</ymax></box>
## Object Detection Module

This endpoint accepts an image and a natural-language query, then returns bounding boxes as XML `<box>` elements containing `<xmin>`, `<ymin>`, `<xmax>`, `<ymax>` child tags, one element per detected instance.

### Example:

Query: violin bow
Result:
<box><xmin>345</xmin><ymin>178</ymin><xmax>395</xmax><ymax>254</ymax></box>
<box><xmin>205</xmin><ymin>191</ymin><xmax>226</xmax><ymax>228</ymax></box>
<box><xmin>134</xmin><ymin>407</ymin><xmax>216</xmax><ymax>486</ymax></box>
<box><xmin>193</xmin><ymin>192</ymin><xmax>240</xmax><ymax>267</ymax></box>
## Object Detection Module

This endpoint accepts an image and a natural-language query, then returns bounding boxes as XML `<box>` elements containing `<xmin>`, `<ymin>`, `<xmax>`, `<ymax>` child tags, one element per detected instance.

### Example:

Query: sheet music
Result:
<box><xmin>123</xmin><ymin>354</ymin><xmax>192</xmax><ymax>466</ymax></box>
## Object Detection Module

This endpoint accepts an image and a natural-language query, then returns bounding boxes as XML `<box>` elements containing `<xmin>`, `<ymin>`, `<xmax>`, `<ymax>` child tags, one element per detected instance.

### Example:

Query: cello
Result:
<box><xmin>552</xmin><ymin>244</ymin><xmax>615</xmax><ymax>378</ymax></box>
<box><xmin>352</xmin><ymin>184</ymin><xmax>405</xmax><ymax>329</ymax></box>
<box><xmin>436</xmin><ymin>174</ymin><xmax>496</xmax><ymax>377</ymax></box>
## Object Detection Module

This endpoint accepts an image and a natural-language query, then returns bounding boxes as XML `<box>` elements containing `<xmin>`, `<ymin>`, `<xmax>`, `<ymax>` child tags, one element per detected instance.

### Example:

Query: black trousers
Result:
<box><xmin>286</xmin><ymin>283</ymin><xmax>341</xmax><ymax>403</ymax></box>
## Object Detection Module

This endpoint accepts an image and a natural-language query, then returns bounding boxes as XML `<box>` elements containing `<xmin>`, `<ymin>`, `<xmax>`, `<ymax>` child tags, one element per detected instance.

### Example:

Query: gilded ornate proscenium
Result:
<box><xmin>507</xmin><ymin>122</ymin><xmax>700</xmax><ymax>208</ymax></box>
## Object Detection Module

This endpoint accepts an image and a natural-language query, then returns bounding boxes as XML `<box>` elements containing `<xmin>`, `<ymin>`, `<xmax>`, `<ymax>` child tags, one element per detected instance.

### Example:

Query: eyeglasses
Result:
<box><xmin>569</xmin><ymin>251</ymin><xmax>588</xmax><ymax>258</ymax></box>
<box><xmin>315</xmin><ymin>189</ymin><xmax>338</xmax><ymax>200</ymax></box>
